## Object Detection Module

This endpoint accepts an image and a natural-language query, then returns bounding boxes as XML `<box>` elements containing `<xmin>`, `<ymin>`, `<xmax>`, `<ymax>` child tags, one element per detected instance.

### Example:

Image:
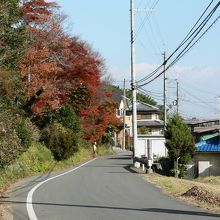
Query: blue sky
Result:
<box><xmin>54</xmin><ymin>0</ymin><xmax>220</xmax><ymax>119</ymax></box>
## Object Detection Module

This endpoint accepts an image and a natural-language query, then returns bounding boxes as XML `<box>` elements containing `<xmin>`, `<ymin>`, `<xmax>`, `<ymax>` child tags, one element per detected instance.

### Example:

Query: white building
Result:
<box><xmin>127</xmin><ymin>101</ymin><xmax>166</xmax><ymax>162</ymax></box>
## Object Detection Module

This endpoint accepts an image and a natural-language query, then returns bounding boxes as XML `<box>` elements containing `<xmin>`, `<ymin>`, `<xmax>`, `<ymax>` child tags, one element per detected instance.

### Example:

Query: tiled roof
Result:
<box><xmin>185</xmin><ymin>118</ymin><xmax>219</xmax><ymax>125</ymax></box>
<box><xmin>128</xmin><ymin>101</ymin><xmax>159</xmax><ymax>112</ymax></box>
<box><xmin>111</xmin><ymin>91</ymin><xmax>123</xmax><ymax>105</ymax></box>
<box><xmin>201</xmin><ymin>133</ymin><xmax>219</xmax><ymax>141</ymax></box>
<box><xmin>137</xmin><ymin>120</ymin><xmax>164</xmax><ymax>127</ymax></box>
<box><xmin>193</xmin><ymin>126</ymin><xmax>220</xmax><ymax>133</ymax></box>
<box><xmin>196</xmin><ymin>144</ymin><xmax>220</xmax><ymax>152</ymax></box>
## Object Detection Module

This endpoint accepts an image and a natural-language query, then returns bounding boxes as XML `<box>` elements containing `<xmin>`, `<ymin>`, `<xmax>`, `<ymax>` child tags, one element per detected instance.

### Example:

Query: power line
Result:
<box><xmin>165</xmin><ymin>0</ymin><xmax>215</xmax><ymax>63</ymax></box>
<box><xmin>137</xmin><ymin>11</ymin><xmax>220</xmax><ymax>88</ymax></box>
<box><xmin>166</xmin><ymin>13</ymin><xmax>220</xmax><ymax>70</ymax></box>
<box><xmin>136</xmin><ymin>1</ymin><xmax>220</xmax><ymax>87</ymax></box>
<box><xmin>134</xmin><ymin>0</ymin><xmax>159</xmax><ymax>40</ymax></box>
<box><xmin>179</xmin><ymin>85</ymin><xmax>218</xmax><ymax>112</ymax></box>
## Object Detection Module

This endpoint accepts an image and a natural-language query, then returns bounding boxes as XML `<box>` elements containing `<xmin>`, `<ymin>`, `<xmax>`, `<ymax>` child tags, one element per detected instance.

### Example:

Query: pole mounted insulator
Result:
<box><xmin>131</xmin><ymin>83</ymin><xmax>136</xmax><ymax>90</ymax></box>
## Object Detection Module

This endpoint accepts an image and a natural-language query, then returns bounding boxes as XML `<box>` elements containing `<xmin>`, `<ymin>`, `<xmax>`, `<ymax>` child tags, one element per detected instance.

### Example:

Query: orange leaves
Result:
<box><xmin>22</xmin><ymin>0</ymin><xmax>58</xmax><ymax>25</ymax></box>
<box><xmin>81</xmin><ymin>99</ymin><xmax>121</xmax><ymax>141</ymax></box>
<box><xmin>19</xmin><ymin>1</ymin><xmax>119</xmax><ymax>142</ymax></box>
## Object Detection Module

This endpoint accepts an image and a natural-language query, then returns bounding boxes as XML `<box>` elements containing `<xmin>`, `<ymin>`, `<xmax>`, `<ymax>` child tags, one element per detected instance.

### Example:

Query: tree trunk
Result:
<box><xmin>175</xmin><ymin>157</ymin><xmax>179</xmax><ymax>178</ymax></box>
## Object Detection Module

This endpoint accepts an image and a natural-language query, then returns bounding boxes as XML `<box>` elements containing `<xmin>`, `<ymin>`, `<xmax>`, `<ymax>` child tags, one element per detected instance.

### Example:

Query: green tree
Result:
<box><xmin>126</xmin><ymin>90</ymin><xmax>157</xmax><ymax>106</ymax></box>
<box><xmin>110</xmin><ymin>85</ymin><xmax>157</xmax><ymax>106</ymax></box>
<box><xmin>41</xmin><ymin>122</ymin><xmax>79</xmax><ymax>161</ymax></box>
<box><xmin>0</xmin><ymin>0</ymin><xmax>27</xmax><ymax>105</ymax></box>
<box><xmin>165</xmin><ymin>113</ymin><xmax>195</xmax><ymax>178</ymax></box>
<box><xmin>0</xmin><ymin>0</ymin><xmax>27</xmax><ymax>70</ymax></box>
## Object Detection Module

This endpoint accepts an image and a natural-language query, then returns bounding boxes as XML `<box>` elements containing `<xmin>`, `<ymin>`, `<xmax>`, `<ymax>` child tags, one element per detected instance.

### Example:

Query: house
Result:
<box><xmin>111</xmin><ymin>91</ymin><xmax>132</xmax><ymax>149</ymax></box>
<box><xmin>112</xmin><ymin>92</ymin><xmax>166</xmax><ymax>161</ymax></box>
<box><xmin>126</xmin><ymin>101</ymin><xmax>166</xmax><ymax>163</ymax></box>
<box><xmin>185</xmin><ymin>118</ymin><xmax>220</xmax><ymax>177</ymax></box>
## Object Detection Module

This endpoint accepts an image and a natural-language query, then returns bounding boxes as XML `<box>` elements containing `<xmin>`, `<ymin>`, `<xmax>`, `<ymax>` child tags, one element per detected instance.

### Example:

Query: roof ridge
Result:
<box><xmin>137</xmin><ymin>101</ymin><xmax>159</xmax><ymax>110</ymax></box>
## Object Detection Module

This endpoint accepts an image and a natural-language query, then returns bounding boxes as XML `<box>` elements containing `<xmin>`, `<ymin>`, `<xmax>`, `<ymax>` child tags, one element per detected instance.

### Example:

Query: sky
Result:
<box><xmin>54</xmin><ymin>0</ymin><xmax>220</xmax><ymax>120</ymax></box>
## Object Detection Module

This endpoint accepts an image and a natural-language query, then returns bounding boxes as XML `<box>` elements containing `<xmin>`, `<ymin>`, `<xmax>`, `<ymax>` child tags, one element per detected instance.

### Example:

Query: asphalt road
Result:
<box><xmin>3</xmin><ymin>152</ymin><xmax>220</xmax><ymax>220</ymax></box>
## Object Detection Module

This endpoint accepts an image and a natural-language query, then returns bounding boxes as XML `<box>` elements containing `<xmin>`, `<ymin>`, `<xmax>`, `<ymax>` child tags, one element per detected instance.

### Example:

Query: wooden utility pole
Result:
<box><xmin>163</xmin><ymin>52</ymin><xmax>167</xmax><ymax>131</ymax></box>
<box><xmin>219</xmin><ymin>96</ymin><xmax>220</xmax><ymax>146</ymax></box>
<box><xmin>122</xmin><ymin>79</ymin><xmax>126</xmax><ymax>151</ymax></box>
<box><xmin>176</xmin><ymin>79</ymin><xmax>179</xmax><ymax>113</ymax></box>
<box><xmin>130</xmin><ymin>0</ymin><xmax>138</xmax><ymax>161</ymax></box>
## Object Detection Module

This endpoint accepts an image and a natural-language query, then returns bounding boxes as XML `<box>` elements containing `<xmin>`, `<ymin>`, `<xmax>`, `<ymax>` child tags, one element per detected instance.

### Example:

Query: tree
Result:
<box><xmin>20</xmin><ymin>0</ymin><xmax>119</xmax><ymax>145</ymax></box>
<box><xmin>20</xmin><ymin>4</ymin><xmax>104</xmax><ymax>113</ymax></box>
<box><xmin>0</xmin><ymin>0</ymin><xmax>27</xmax><ymax>70</ymax></box>
<box><xmin>22</xmin><ymin>0</ymin><xmax>58</xmax><ymax>25</ymax></box>
<box><xmin>126</xmin><ymin>90</ymin><xmax>157</xmax><ymax>106</ymax></box>
<box><xmin>165</xmin><ymin>113</ymin><xmax>195</xmax><ymax>178</ymax></box>
<box><xmin>0</xmin><ymin>0</ymin><xmax>27</xmax><ymax>103</ymax></box>
<box><xmin>81</xmin><ymin>99</ymin><xmax>120</xmax><ymax>142</ymax></box>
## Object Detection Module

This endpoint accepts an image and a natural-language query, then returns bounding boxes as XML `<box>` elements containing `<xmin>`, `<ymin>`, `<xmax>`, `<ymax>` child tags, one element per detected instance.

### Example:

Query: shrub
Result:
<box><xmin>56</xmin><ymin>104</ymin><xmax>81</xmax><ymax>134</ymax></box>
<box><xmin>0</xmin><ymin>112</ymin><xmax>22</xmax><ymax>168</ymax></box>
<box><xmin>41</xmin><ymin>122</ymin><xmax>79</xmax><ymax>161</ymax></box>
<box><xmin>158</xmin><ymin>157</ymin><xmax>174</xmax><ymax>176</ymax></box>
<box><xmin>17</xmin><ymin>142</ymin><xmax>54</xmax><ymax>173</ymax></box>
<box><xmin>13</xmin><ymin>116</ymin><xmax>32</xmax><ymax>149</ymax></box>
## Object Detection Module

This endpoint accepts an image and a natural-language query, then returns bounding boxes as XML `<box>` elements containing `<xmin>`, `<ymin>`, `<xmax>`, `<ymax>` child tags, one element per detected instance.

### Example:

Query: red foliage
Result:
<box><xmin>20</xmin><ymin>0</ymin><xmax>120</xmax><ymax>142</ymax></box>
<box><xmin>20</xmin><ymin>3</ymin><xmax>103</xmax><ymax>112</ymax></box>
<box><xmin>81</xmin><ymin>99</ymin><xmax>121</xmax><ymax>142</ymax></box>
<box><xmin>22</xmin><ymin>0</ymin><xmax>58</xmax><ymax>25</ymax></box>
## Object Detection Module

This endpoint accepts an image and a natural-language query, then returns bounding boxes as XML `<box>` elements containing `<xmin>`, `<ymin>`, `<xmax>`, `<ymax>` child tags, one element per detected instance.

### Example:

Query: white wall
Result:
<box><xmin>194</xmin><ymin>153</ymin><xmax>220</xmax><ymax>176</ymax></box>
<box><xmin>136</xmin><ymin>137</ymin><xmax>166</xmax><ymax>160</ymax></box>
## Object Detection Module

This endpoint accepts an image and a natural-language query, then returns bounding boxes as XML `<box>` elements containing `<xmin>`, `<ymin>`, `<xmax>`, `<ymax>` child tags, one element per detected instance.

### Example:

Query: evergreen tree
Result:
<box><xmin>165</xmin><ymin>113</ymin><xmax>195</xmax><ymax>178</ymax></box>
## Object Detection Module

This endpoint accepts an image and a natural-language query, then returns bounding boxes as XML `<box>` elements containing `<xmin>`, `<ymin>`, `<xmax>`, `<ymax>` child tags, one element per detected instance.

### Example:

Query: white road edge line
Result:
<box><xmin>26</xmin><ymin>158</ymin><xmax>96</xmax><ymax>220</ymax></box>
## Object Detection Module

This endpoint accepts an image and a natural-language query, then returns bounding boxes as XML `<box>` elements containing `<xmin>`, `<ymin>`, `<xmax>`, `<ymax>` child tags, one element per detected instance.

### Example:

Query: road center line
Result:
<box><xmin>26</xmin><ymin>158</ymin><xmax>96</xmax><ymax>220</ymax></box>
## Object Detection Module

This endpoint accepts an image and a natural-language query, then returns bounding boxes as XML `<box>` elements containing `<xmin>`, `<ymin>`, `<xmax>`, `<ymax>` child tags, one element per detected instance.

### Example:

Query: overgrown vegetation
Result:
<box><xmin>0</xmin><ymin>105</ymin><xmax>36</xmax><ymax>168</ymax></box>
<box><xmin>0</xmin><ymin>142</ymin><xmax>113</xmax><ymax>192</ymax></box>
<box><xmin>41</xmin><ymin>122</ymin><xmax>80</xmax><ymax>160</ymax></box>
<box><xmin>0</xmin><ymin>0</ymin><xmax>119</xmax><ymax>196</ymax></box>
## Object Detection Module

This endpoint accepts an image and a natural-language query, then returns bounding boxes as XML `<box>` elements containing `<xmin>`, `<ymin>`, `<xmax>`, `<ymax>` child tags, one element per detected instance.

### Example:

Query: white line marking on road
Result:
<box><xmin>26</xmin><ymin>158</ymin><xmax>96</xmax><ymax>220</ymax></box>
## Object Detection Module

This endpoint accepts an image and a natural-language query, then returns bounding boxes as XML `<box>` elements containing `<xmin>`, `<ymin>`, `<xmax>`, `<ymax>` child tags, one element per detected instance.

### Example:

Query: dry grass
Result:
<box><xmin>143</xmin><ymin>173</ymin><xmax>220</xmax><ymax>213</ymax></box>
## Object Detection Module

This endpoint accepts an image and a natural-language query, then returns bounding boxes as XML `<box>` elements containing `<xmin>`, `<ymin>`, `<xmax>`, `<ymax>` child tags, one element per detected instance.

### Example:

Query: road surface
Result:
<box><xmin>2</xmin><ymin>152</ymin><xmax>220</xmax><ymax>220</ymax></box>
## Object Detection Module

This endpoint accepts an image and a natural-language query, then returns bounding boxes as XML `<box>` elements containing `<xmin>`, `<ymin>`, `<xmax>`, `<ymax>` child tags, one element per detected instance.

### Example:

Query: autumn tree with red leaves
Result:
<box><xmin>19</xmin><ymin>0</ymin><xmax>120</xmax><ymax>143</ymax></box>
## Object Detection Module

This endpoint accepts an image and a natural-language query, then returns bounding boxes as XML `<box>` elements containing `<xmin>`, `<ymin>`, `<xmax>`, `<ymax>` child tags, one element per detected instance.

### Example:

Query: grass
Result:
<box><xmin>0</xmin><ymin>142</ymin><xmax>113</xmax><ymax>194</ymax></box>
<box><xmin>143</xmin><ymin>173</ymin><xmax>220</xmax><ymax>213</ymax></box>
<box><xmin>0</xmin><ymin>142</ymin><xmax>114</xmax><ymax>219</ymax></box>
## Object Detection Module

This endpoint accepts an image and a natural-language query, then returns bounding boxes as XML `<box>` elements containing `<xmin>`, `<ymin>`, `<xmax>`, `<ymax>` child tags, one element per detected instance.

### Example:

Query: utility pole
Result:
<box><xmin>122</xmin><ymin>79</ymin><xmax>126</xmax><ymax>151</ymax></box>
<box><xmin>163</xmin><ymin>52</ymin><xmax>167</xmax><ymax>131</ymax></box>
<box><xmin>130</xmin><ymin>0</ymin><xmax>138</xmax><ymax>161</ymax></box>
<box><xmin>219</xmin><ymin>96</ymin><xmax>220</xmax><ymax>146</ymax></box>
<box><xmin>176</xmin><ymin>79</ymin><xmax>179</xmax><ymax>113</ymax></box>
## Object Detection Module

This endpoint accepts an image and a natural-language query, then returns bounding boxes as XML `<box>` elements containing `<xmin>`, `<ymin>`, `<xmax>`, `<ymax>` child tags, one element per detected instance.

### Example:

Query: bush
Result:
<box><xmin>0</xmin><ymin>112</ymin><xmax>22</xmax><ymax>168</ymax></box>
<box><xmin>158</xmin><ymin>157</ymin><xmax>174</xmax><ymax>176</ymax></box>
<box><xmin>13</xmin><ymin>116</ymin><xmax>32</xmax><ymax>149</ymax></box>
<box><xmin>41</xmin><ymin>122</ymin><xmax>80</xmax><ymax>161</ymax></box>
<box><xmin>17</xmin><ymin>142</ymin><xmax>54</xmax><ymax>173</ymax></box>
<box><xmin>56</xmin><ymin>104</ymin><xmax>81</xmax><ymax>134</ymax></box>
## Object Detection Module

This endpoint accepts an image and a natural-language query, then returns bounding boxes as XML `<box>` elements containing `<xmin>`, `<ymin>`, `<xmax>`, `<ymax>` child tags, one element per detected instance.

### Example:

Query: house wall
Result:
<box><xmin>136</xmin><ymin>137</ymin><xmax>166</xmax><ymax>161</ymax></box>
<box><xmin>194</xmin><ymin>153</ymin><xmax>220</xmax><ymax>176</ymax></box>
<box><xmin>152</xmin><ymin>113</ymin><xmax>159</xmax><ymax>120</ymax></box>
<box><xmin>125</xmin><ymin>115</ymin><xmax>132</xmax><ymax>128</ymax></box>
<box><xmin>137</xmin><ymin>113</ymin><xmax>159</xmax><ymax>120</ymax></box>
<box><xmin>151</xmin><ymin>128</ymin><xmax>162</xmax><ymax>135</ymax></box>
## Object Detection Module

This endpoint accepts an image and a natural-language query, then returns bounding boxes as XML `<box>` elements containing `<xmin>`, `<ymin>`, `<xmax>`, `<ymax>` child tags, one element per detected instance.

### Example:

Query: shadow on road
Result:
<box><xmin>108</xmin><ymin>156</ymin><xmax>132</xmax><ymax>160</ymax></box>
<box><xmin>8</xmin><ymin>162</ymin><xmax>58</xmax><ymax>197</ymax></box>
<box><xmin>0</xmin><ymin>200</ymin><xmax>219</xmax><ymax>218</ymax></box>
